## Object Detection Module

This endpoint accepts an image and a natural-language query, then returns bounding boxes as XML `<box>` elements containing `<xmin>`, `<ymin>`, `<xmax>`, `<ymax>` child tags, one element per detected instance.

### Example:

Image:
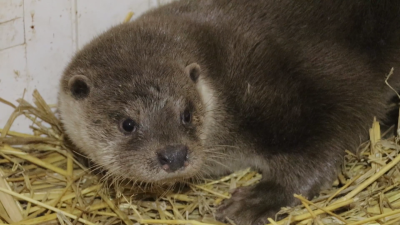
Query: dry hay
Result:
<box><xmin>0</xmin><ymin>84</ymin><xmax>398</xmax><ymax>225</ymax></box>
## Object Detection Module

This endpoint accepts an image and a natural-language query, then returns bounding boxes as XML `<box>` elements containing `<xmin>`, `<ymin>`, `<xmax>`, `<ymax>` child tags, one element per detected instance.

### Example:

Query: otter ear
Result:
<box><xmin>185</xmin><ymin>63</ymin><xmax>201</xmax><ymax>83</ymax></box>
<box><xmin>68</xmin><ymin>75</ymin><xmax>91</xmax><ymax>100</ymax></box>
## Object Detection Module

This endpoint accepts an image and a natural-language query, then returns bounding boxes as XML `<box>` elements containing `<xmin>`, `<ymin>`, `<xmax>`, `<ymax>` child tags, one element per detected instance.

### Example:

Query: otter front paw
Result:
<box><xmin>216</xmin><ymin>182</ymin><xmax>293</xmax><ymax>225</ymax></box>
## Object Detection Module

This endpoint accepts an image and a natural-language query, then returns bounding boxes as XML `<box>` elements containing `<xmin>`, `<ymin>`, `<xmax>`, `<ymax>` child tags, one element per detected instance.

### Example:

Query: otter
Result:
<box><xmin>58</xmin><ymin>1</ymin><xmax>400</xmax><ymax>224</ymax></box>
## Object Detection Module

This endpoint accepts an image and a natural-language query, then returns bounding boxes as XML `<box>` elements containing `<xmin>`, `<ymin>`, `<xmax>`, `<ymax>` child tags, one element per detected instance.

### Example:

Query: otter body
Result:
<box><xmin>58</xmin><ymin>1</ymin><xmax>400</xmax><ymax>224</ymax></box>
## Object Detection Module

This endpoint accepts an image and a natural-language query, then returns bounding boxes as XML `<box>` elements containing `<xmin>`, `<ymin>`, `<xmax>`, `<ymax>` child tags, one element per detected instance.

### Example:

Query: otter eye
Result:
<box><xmin>119</xmin><ymin>118</ymin><xmax>137</xmax><ymax>134</ymax></box>
<box><xmin>181</xmin><ymin>109</ymin><xmax>192</xmax><ymax>124</ymax></box>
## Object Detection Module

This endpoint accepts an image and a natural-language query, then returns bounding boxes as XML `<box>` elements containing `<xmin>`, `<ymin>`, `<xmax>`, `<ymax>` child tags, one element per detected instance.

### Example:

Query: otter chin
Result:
<box><xmin>58</xmin><ymin>0</ymin><xmax>400</xmax><ymax>224</ymax></box>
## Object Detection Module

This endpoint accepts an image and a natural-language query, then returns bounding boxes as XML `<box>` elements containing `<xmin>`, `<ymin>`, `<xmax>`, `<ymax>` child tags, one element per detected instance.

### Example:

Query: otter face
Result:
<box><xmin>59</xmin><ymin>55</ymin><xmax>219</xmax><ymax>182</ymax></box>
<box><xmin>58</xmin><ymin>58</ymin><xmax>213</xmax><ymax>183</ymax></box>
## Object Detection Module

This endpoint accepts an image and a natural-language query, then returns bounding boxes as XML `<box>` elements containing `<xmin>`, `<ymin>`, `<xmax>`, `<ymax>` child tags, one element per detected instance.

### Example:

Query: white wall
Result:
<box><xmin>0</xmin><ymin>0</ymin><xmax>174</xmax><ymax>133</ymax></box>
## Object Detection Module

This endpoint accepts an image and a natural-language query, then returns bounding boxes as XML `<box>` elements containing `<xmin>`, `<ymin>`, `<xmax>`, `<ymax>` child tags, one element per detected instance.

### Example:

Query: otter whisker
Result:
<box><xmin>204</xmin><ymin>158</ymin><xmax>230</xmax><ymax>171</ymax></box>
<box><xmin>71</xmin><ymin>150</ymin><xmax>90</xmax><ymax>159</ymax></box>
<box><xmin>202</xmin><ymin>149</ymin><xmax>230</xmax><ymax>156</ymax></box>
<box><xmin>209</xmin><ymin>144</ymin><xmax>241</xmax><ymax>150</ymax></box>
<box><xmin>88</xmin><ymin>163</ymin><xmax>107</xmax><ymax>174</ymax></box>
<box><xmin>202</xmin><ymin>153</ymin><xmax>229</xmax><ymax>160</ymax></box>
<box><xmin>160</xmin><ymin>184</ymin><xmax>174</xmax><ymax>197</ymax></box>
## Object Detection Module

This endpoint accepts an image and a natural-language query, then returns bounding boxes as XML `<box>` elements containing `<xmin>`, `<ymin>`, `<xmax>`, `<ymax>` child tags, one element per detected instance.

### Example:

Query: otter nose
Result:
<box><xmin>157</xmin><ymin>145</ymin><xmax>189</xmax><ymax>172</ymax></box>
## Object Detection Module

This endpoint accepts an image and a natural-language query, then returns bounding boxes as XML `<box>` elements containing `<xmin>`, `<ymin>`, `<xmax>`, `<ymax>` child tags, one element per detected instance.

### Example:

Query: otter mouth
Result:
<box><xmin>147</xmin><ymin>153</ymin><xmax>203</xmax><ymax>184</ymax></box>
<box><xmin>102</xmin><ymin>144</ymin><xmax>205</xmax><ymax>184</ymax></box>
<box><xmin>152</xmin><ymin>144</ymin><xmax>208</xmax><ymax>183</ymax></box>
<box><xmin>130</xmin><ymin>164</ymin><xmax>201</xmax><ymax>184</ymax></box>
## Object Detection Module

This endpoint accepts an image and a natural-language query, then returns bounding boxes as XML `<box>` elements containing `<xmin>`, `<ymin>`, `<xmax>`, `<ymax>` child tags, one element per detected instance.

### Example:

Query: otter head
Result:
<box><xmin>58</xmin><ymin>23</ymin><xmax>218</xmax><ymax>184</ymax></box>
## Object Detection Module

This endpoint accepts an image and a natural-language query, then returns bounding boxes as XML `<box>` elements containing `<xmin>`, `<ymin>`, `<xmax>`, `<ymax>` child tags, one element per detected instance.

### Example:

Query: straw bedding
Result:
<box><xmin>0</xmin><ymin>81</ymin><xmax>399</xmax><ymax>225</ymax></box>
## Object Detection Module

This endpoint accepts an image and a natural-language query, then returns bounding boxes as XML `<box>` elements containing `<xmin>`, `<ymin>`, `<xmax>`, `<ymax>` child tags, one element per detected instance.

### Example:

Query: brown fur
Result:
<box><xmin>58</xmin><ymin>1</ymin><xmax>400</xmax><ymax>224</ymax></box>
